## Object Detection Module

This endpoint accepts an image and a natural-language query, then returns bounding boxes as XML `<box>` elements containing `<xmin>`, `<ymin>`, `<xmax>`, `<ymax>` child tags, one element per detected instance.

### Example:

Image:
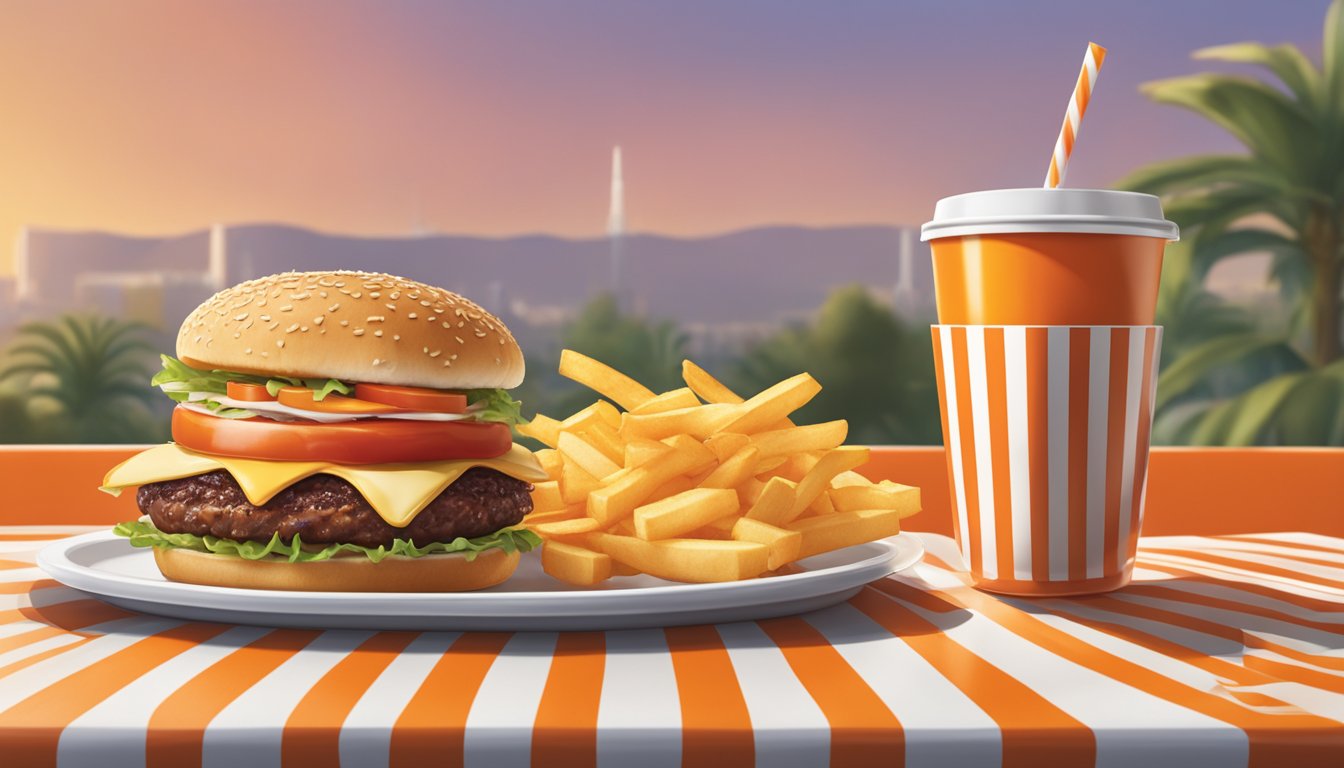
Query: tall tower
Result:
<box><xmin>893</xmin><ymin>226</ymin><xmax>916</xmax><ymax>309</ymax></box>
<box><xmin>208</xmin><ymin>224</ymin><xmax>228</xmax><ymax>291</ymax></box>
<box><xmin>13</xmin><ymin>226</ymin><xmax>30</xmax><ymax>301</ymax></box>
<box><xmin>606</xmin><ymin>146</ymin><xmax>626</xmax><ymax>306</ymax></box>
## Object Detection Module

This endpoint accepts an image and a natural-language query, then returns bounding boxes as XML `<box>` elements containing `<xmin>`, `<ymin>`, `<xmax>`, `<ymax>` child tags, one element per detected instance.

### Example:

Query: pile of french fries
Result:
<box><xmin>517</xmin><ymin>350</ymin><xmax>920</xmax><ymax>586</ymax></box>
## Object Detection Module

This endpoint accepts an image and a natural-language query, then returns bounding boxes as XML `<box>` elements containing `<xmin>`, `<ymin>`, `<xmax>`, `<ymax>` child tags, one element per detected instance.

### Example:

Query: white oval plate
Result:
<box><xmin>39</xmin><ymin>532</ymin><xmax>922</xmax><ymax>631</ymax></box>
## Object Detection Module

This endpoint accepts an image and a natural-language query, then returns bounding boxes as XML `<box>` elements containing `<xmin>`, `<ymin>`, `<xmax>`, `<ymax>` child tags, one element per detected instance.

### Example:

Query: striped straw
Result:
<box><xmin>1044</xmin><ymin>42</ymin><xmax>1107</xmax><ymax>189</ymax></box>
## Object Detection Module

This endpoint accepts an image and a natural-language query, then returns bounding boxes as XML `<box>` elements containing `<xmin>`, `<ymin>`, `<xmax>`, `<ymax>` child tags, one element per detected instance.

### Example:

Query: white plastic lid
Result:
<box><xmin>920</xmin><ymin>188</ymin><xmax>1179</xmax><ymax>241</ymax></box>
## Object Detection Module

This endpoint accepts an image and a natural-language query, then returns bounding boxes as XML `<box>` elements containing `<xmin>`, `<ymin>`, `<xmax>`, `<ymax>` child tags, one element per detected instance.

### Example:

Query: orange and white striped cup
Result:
<box><xmin>931</xmin><ymin>325</ymin><xmax>1161</xmax><ymax>595</ymax></box>
<box><xmin>922</xmin><ymin>189</ymin><xmax>1177</xmax><ymax>595</ymax></box>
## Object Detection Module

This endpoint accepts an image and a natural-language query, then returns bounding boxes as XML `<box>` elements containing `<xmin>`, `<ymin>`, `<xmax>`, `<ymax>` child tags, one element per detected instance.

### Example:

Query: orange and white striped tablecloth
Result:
<box><xmin>1</xmin><ymin>527</ymin><xmax>1342</xmax><ymax>767</ymax></box>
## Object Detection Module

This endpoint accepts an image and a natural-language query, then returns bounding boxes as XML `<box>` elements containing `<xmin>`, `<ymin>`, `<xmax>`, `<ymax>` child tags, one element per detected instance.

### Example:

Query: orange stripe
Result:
<box><xmin>1243</xmin><ymin>656</ymin><xmax>1344</xmax><ymax>694</ymax></box>
<box><xmin>531</xmin><ymin>632</ymin><xmax>604</xmax><ymax>768</ymax></box>
<box><xmin>1075</xmin><ymin>67</ymin><xmax>1091</xmax><ymax>114</ymax></box>
<box><xmin>1121</xmin><ymin>580</ymin><xmax>1344</xmax><ymax>636</ymax></box>
<box><xmin>1089</xmin><ymin>42</ymin><xmax>1108</xmax><ymax>68</ymax></box>
<box><xmin>1143</xmin><ymin>547</ymin><xmax>1344</xmax><ymax>590</ymax></box>
<box><xmin>850</xmin><ymin>588</ymin><xmax>1095</xmax><ymax>767</ymax></box>
<box><xmin>757</xmin><ymin>616</ymin><xmax>902</xmax><ymax>768</ymax></box>
<box><xmin>1062</xmin><ymin>114</ymin><xmax>1075</xmax><ymax>155</ymax></box>
<box><xmin>1197</xmin><ymin>540</ymin><xmax>1344</xmax><ymax>570</ymax></box>
<box><xmin>0</xmin><ymin>559</ymin><xmax>36</xmax><ymax>570</ymax></box>
<box><xmin>0</xmin><ymin>533</ymin><xmax>83</xmax><ymax>541</ymax></box>
<box><xmin>0</xmin><ymin>635</ymin><xmax>94</xmax><ymax>679</ymax></box>
<box><xmin>930</xmin><ymin>329</ymin><xmax>961</xmax><ymax>548</ymax></box>
<box><xmin>983</xmin><ymin>327</ymin><xmax>1015</xmax><ymax>578</ymax></box>
<box><xmin>0</xmin><ymin>621</ymin><xmax>230</xmax><ymax>766</ymax></box>
<box><xmin>870</xmin><ymin>577</ymin><xmax>963</xmax><ymax>614</ymax></box>
<box><xmin>943</xmin><ymin>585</ymin><xmax>1344</xmax><ymax>764</ymax></box>
<box><xmin>282</xmin><ymin>631</ymin><xmax>420</xmax><ymax>765</ymax></box>
<box><xmin>1129</xmin><ymin>329</ymin><xmax>1157</xmax><ymax>547</ymax></box>
<box><xmin>665</xmin><ymin>625</ymin><xmax>754</xmax><ymax>766</ymax></box>
<box><xmin>950</xmin><ymin>327</ymin><xmax>983</xmax><ymax>576</ymax></box>
<box><xmin>146</xmin><ymin>628</ymin><xmax>322</xmax><ymax>768</ymax></box>
<box><xmin>1218</xmin><ymin>535</ymin><xmax>1344</xmax><ymax>558</ymax></box>
<box><xmin>1047</xmin><ymin>159</ymin><xmax>1060</xmax><ymax>188</ymax></box>
<box><xmin>1066</xmin><ymin>328</ymin><xmax>1091</xmax><ymax>581</ymax></box>
<box><xmin>389</xmin><ymin>632</ymin><xmax>511</xmax><ymax>768</ymax></box>
<box><xmin>1133</xmin><ymin>560</ymin><xmax>1344</xmax><ymax>616</ymax></box>
<box><xmin>1103</xmin><ymin>328</ymin><xmax>1130</xmax><ymax>576</ymax></box>
<box><xmin>1026</xmin><ymin>328</ymin><xmax>1051</xmax><ymax>581</ymax></box>
<box><xmin>19</xmin><ymin>597</ymin><xmax>135</xmax><ymax>632</ymax></box>
<box><xmin>1242</xmin><ymin>634</ymin><xmax>1344</xmax><ymax>673</ymax></box>
<box><xmin>0</xmin><ymin>578</ymin><xmax>57</xmax><ymax>594</ymax></box>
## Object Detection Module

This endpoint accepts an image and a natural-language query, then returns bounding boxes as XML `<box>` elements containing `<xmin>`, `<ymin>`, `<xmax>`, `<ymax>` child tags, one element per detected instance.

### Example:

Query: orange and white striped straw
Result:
<box><xmin>1044</xmin><ymin>42</ymin><xmax>1107</xmax><ymax>189</ymax></box>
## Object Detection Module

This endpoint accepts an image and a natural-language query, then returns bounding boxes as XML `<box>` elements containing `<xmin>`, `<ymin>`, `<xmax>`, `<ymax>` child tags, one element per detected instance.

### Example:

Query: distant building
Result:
<box><xmin>74</xmin><ymin>271</ymin><xmax>217</xmax><ymax>334</ymax></box>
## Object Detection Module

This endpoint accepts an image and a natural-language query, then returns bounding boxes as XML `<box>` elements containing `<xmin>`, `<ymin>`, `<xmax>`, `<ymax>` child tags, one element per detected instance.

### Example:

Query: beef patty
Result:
<box><xmin>138</xmin><ymin>468</ymin><xmax>533</xmax><ymax>548</ymax></box>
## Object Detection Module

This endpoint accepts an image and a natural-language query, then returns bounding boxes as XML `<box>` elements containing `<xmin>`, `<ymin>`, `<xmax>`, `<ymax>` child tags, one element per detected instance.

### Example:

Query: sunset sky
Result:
<box><xmin>0</xmin><ymin>0</ymin><xmax>1327</xmax><ymax>275</ymax></box>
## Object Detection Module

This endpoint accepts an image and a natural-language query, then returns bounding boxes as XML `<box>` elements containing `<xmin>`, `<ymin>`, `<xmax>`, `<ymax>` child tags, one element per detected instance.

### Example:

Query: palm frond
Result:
<box><xmin>1156</xmin><ymin>333</ymin><xmax>1307</xmax><ymax>410</ymax></box>
<box><xmin>1193</xmin><ymin>42</ymin><xmax>1320</xmax><ymax>110</ymax></box>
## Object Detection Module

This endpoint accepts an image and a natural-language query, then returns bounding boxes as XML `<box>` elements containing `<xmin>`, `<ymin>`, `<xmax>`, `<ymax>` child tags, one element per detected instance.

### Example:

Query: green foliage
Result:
<box><xmin>0</xmin><ymin>314</ymin><xmax>167</xmax><ymax>443</ymax></box>
<box><xmin>1118</xmin><ymin>0</ymin><xmax>1344</xmax><ymax>445</ymax></box>
<box><xmin>730</xmin><ymin>286</ymin><xmax>941</xmax><ymax>445</ymax></box>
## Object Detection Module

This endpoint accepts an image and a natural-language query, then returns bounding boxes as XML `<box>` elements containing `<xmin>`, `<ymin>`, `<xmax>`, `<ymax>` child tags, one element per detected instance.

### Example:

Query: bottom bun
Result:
<box><xmin>152</xmin><ymin>546</ymin><xmax>519</xmax><ymax>592</ymax></box>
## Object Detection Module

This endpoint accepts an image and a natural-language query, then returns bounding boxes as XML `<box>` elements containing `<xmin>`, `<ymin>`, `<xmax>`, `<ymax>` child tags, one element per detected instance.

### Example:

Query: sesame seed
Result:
<box><xmin>353</xmin><ymin>329</ymin><xmax>365</xmax><ymax>336</ymax></box>
<box><xmin>474</xmin><ymin>329</ymin><xmax>487</xmax><ymax>338</ymax></box>
<box><xmin>243</xmin><ymin>320</ymin><xmax>254</xmax><ymax>330</ymax></box>
<box><xmin>233</xmin><ymin>332</ymin><xmax>241</xmax><ymax>339</ymax></box>
<box><xmin>340</xmin><ymin>320</ymin><xmax>349</xmax><ymax>327</ymax></box>
<box><xmin>499</xmin><ymin>338</ymin><xmax>505</xmax><ymax>345</ymax></box>
<box><xmin>367</xmin><ymin>315</ymin><xmax>385</xmax><ymax>323</ymax></box>
<box><xmin>370</xmin><ymin>292</ymin><xmax>381</xmax><ymax>299</ymax></box>
<box><xmin>443</xmin><ymin>360</ymin><xmax>452</xmax><ymax>367</ymax></box>
<box><xmin>495</xmin><ymin>357</ymin><xmax>501</xmax><ymax>365</ymax></box>
<box><xmin>313</xmin><ymin>316</ymin><xmax>324</xmax><ymax>325</ymax></box>
<box><xmin>269</xmin><ymin>322</ymin><xmax>279</xmax><ymax>331</ymax></box>
<box><xmin>193</xmin><ymin>335</ymin><xmax>202</xmax><ymax>343</ymax></box>
<box><xmin>427</xmin><ymin>316</ymin><xmax>437</xmax><ymax>323</ymax></box>
<box><xmin>257</xmin><ymin>299</ymin><xmax>267</xmax><ymax>307</ymax></box>
<box><xmin>351</xmin><ymin>292</ymin><xmax>362</xmax><ymax>298</ymax></box>
<box><xmin>393</xmin><ymin>334</ymin><xmax>400</xmax><ymax>341</ymax></box>
<box><xmin>430</xmin><ymin>350</ymin><xmax>441</xmax><ymax>358</ymax></box>
<box><xmin>328</xmin><ymin>303</ymin><xmax>340</xmax><ymax>312</ymax></box>
<box><xmin>422</xmin><ymin>346</ymin><xmax>429</xmax><ymax>353</ymax></box>
<box><xmin>286</xmin><ymin>323</ymin><xmax>299</xmax><ymax>333</ymax></box>
<box><xmin>277</xmin><ymin>339</ymin><xmax>285</xmax><ymax>348</ymax></box>
<box><xmin>374</xmin><ymin>330</ymin><xmax>384</xmax><ymax>337</ymax></box>
<box><xmin>455</xmin><ymin>336</ymin><xmax>465</xmax><ymax>344</ymax></box>
<box><xmin>335</xmin><ymin>281</ymin><xmax>346</xmax><ymax>287</ymax></box>
<box><xmin>244</xmin><ymin>347</ymin><xmax>253</xmax><ymax>354</ymax></box>
<box><xmin>260</xmin><ymin>314</ymin><xmax>271</xmax><ymax>321</ymax></box>
<box><xmin>420</xmin><ymin>300</ymin><xmax>432</xmax><ymax>307</ymax></box>
<box><xmin>280</xmin><ymin>305</ymin><xmax>293</xmax><ymax>312</ymax></box>
<box><xmin>372</xmin><ymin>358</ymin><xmax>383</xmax><ymax>366</ymax></box>
<box><xmin>442</xmin><ymin>322</ymin><xmax>451</xmax><ymax>329</ymax></box>
<box><xmin>385</xmin><ymin>303</ymin><xmax>397</xmax><ymax>311</ymax></box>
<box><xmin>408</xmin><ymin>312</ymin><xmax>417</xmax><ymax>319</ymax></box>
<box><xmin>300</xmin><ymin>326</ymin><xmax>308</xmax><ymax>332</ymax></box>
<box><xmin>234</xmin><ymin>312</ymin><xmax>249</xmax><ymax>321</ymax></box>
<box><xmin>319</xmin><ymin>290</ymin><xmax>328</xmax><ymax>298</ymax></box>
<box><xmin>451</xmin><ymin>353</ymin><xmax>459</xmax><ymax>360</ymax></box>
<box><xmin>458</xmin><ymin>321</ymin><xmax>465</xmax><ymax>328</ymax></box>
<box><xmin>291</xmin><ymin>292</ymin><xmax>310</xmax><ymax>300</ymax></box>
<box><xmin>261</xmin><ymin>351</ymin><xmax>269</xmax><ymax>358</ymax></box>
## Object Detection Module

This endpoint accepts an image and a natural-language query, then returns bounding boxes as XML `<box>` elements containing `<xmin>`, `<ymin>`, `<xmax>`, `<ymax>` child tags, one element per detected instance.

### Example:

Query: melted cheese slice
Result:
<box><xmin>101</xmin><ymin>443</ymin><xmax>548</xmax><ymax>528</ymax></box>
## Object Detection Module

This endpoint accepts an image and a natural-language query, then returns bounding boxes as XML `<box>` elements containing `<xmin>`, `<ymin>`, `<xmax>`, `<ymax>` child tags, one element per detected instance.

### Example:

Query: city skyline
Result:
<box><xmin>0</xmin><ymin>1</ymin><xmax>1329</xmax><ymax>276</ymax></box>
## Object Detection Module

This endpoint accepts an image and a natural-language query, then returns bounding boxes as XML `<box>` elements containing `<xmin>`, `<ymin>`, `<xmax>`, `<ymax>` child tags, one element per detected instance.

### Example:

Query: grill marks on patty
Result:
<box><xmin>137</xmin><ymin>468</ymin><xmax>533</xmax><ymax>548</ymax></box>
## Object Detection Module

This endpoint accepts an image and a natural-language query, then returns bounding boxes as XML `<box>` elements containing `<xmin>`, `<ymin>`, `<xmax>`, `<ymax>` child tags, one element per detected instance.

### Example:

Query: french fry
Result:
<box><xmin>561</xmin><ymin>461</ymin><xmax>603</xmax><ymax>505</ymax></box>
<box><xmin>789</xmin><ymin>508</ymin><xmax>901</xmax><ymax>559</ymax></box>
<box><xmin>704</xmin><ymin>432</ymin><xmax>751</xmax><ymax>462</ymax></box>
<box><xmin>558</xmin><ymin>431</ymin><xmax>622</xmax><ymax>480</ymax></box>
<box><xmin>786</xmin><ymin>446</ymin><xmax>870</xmax><ymax>522</ymax></box>
<box><xmin>582</xmin><ymin>422</ymin><xmax>626</xmax><ymax>465</ymax></box>
<box><xmin>691</xmin><ymin>515</ymin><xmax>737</xmax><ymax>539</ymax></box>
<box><xmin>534</xmin><ymin>448</ymin><xmax>564</xmax><ymax>480</ymax></box>
<box><xmin>559</xmin><ymin>350</ymin><xmax>656</xmax><ymax>411</ymax></box>
<box><xmin>732</xmin><ymin>517</ymin><xmax>802</xmax><ymax>570</ymax></box>
<box><xmin>630</xmin><ymin>387</ymin><xmax>702</xmax><ymax>414</ymax></box>
<box><xmin>517</xmin><ymin>413</ymin><xmax>562</xmax><ymax>447</ymax></box>
<box><xmin>633</xmin><ymin>488</ymin><xmax>739</xmax><ymax>540</ymax></box>
<box><xmin>532</xmin><ymin>517</ymin><xmax>602</xmax><ymax>537</ymax></box>
<box><xmin>530</xmin><ymin>480</ymin><xmax>565</xmax><ymax>513</ymax></box>
<box><xmin>767</xmin><ymin>452</ymin><xmax>821</xmax><ymax>482</ymax></box>
<box><xmin>681</xmin><ymin>360</ymin><xmax>744</xmax><ymax>404</ymax></box>
<box><xmin>830</xmin><ymin>483</ymin><xmax>921</xmax><ymax>518</ymax></box>
<box><xmin>699</xmin><ymin>445</ymin><xmax>760</xmax><ymax>490</ymax></box>
<box><xmin>587</xmin><ymin>436</ymin><xmax>716</xmax><ymax>525</ymax></box>
<box><xmin>620</xmin><ymin>403</ymin><xmax>739</xmax><ymax>441</ymax></box>
<box><xmin>624</xmin><ymin>439</ymin><xmax>672</xmax><ymax>468</ymax></box>
<box><xmin>743</xmin><ymin>476</ymin><xmax>797</xmax><ymax>525</ymax></box>
<box><xmin>523</xmin><ymin>506</ymin><xmax>585</xmax><ymax>525</ymax></box>
<box><xmin>737</xmin><ymin>476</ymin><xmax>767</xmax><ymax>506</ymax></box>
<box><xmin>648</xmin><ymin>474</ymin><xmax>696</xmax><ymax>504</ymax></box>
<box><xmin>542</xmin><ymin>540</ymin><xmax>612</xmax><ymax>586</ymax></box>
<box><xmin>592</xmin><ymin>532</ymin><xmax>770</xmax><ymax>582</ymax></box>
<box><xmin>831</xmin><ymin>470</ymin><xmax>870</xmax><ymax>488</ymax></box>
<box><xmin>808</xmin><ymin>491</ymin><xmax>835</xmax><ymax>516</ymax></box>
<box><xmin>561</xmin><ymin>400</ymin><xmax>622</xmax><ymax>432</ymax></box>
<box><xmin>751</xmin><ymin>421</ymin><xmax>848</xmax><ymax>458</ymax></box>
<box><xmin>719</xmin><ymin>373</ymin><xmax>821</xmax><ymax>435</ymax></box>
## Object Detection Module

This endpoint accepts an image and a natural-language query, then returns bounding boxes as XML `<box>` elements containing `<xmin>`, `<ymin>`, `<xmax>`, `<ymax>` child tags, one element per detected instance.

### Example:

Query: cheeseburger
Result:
<box><xmin>102</xmin><ymin>271</ymin><xmax>547</xmax><ymax>592</ymax></box>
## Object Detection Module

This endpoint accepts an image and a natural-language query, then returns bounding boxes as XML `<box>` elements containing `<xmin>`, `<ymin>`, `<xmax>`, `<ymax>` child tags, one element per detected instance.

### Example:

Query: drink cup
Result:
<box><xmin>922</xmin><ymin>189</ymin><xmax>1178</xmax><ymax>595</ymax></box>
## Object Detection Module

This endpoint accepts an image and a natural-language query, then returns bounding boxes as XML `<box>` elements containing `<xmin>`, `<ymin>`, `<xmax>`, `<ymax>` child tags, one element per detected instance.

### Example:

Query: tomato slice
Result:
<box><xmin>275</xmin><ymin>386</ymin><xmax>409</xmax><ymax>415</ymax></box>
<box><xmin>172</xmin><ymin>406</ymin><xmax>512</xmax><ymax>464</ymax></box>
<box><xmin>354</xmin><ymin>383</ymin><xmax>467</xmax><ymax>413</ymax></box>
<box><xmin>226</xmin><ymin>381</ymin><xmax>276</xmax><ymax>402</ymax></box>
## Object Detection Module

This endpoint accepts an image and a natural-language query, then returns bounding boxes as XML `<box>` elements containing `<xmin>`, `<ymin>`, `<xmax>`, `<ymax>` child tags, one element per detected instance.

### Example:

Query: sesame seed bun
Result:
<box><xmin>176</xmin><ymin>271</ymin><xmax>524</xmax><ymax>389</ymax></box>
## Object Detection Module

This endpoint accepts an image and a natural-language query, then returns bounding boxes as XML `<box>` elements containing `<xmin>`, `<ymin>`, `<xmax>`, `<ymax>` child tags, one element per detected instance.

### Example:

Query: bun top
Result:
<box><xmin>176</xmin><ymin>271</ymin><xmax>524</xmax><ymax>389</ymax></box>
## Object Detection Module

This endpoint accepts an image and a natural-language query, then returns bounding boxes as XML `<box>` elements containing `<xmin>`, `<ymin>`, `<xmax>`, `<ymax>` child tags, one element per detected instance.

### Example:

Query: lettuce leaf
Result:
<box><xmin>467</xmin><ymin>388</ymin><xmax>528</xmax><ymax>426</ymax></box>
<box><xmin>113</xmin><ymin>518</ymin><xmax>540</xmax><ymax>564</ymax></box>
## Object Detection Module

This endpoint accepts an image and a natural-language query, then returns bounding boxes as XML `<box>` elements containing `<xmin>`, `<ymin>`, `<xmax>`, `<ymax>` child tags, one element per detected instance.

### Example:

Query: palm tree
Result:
<box><xmin>0</xmin><ymin>314</ymin><xmax>166</xmax><ymax>443</ymax></box>
<box><xmin>1115</xmin><ymin>0</ymin><xmax>1344</xmax><ymax>445</ymax></box>
<box><xmin>733</xmin><ymin>286</ymin><xmax>941</xmax><ymax>444</ymax></box>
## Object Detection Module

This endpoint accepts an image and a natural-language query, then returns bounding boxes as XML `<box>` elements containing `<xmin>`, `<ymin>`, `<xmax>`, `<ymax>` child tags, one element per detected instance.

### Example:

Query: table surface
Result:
<box><xmin>1</xmin><ymin>527</ymin><xmax>1342</xmax><ymax>767</ymax></box>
